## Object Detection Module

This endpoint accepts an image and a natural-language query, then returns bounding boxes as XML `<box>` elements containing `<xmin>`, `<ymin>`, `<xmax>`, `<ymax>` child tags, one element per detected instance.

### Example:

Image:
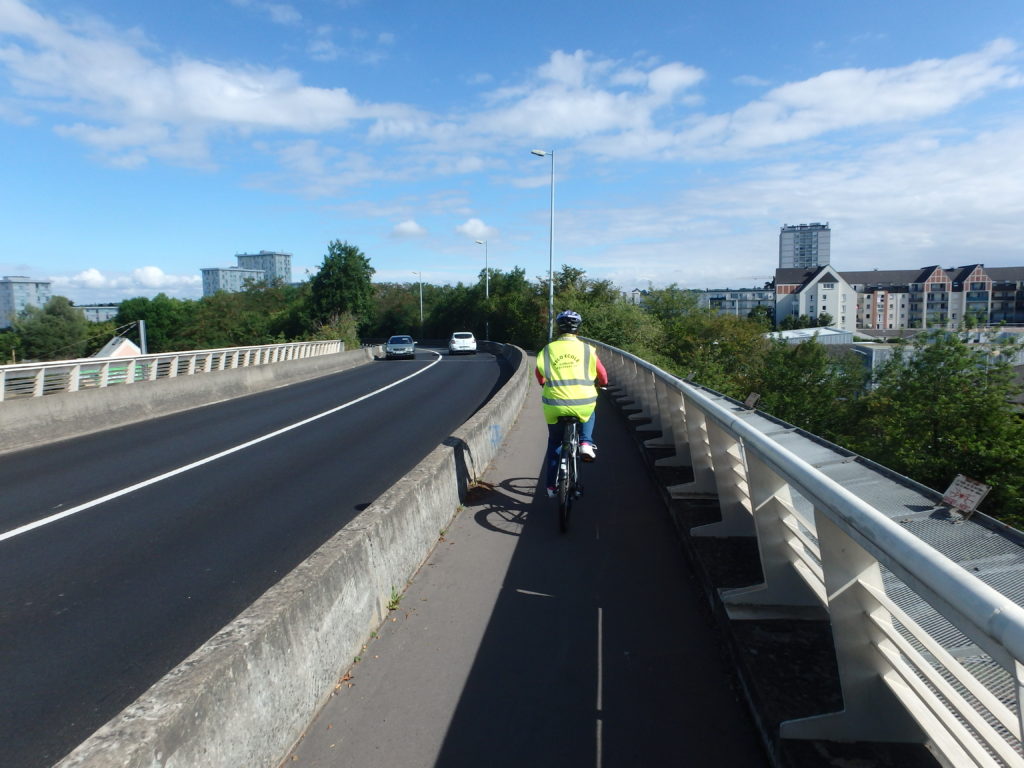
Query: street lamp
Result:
<box><xmin>531</xmin><ymin>149</ymin><xmax>555</xmax><ymax>341</ymax></box>
<box><xmin>474</xmin><ymin>240</ymin><xmax>489</xmax><ymax>299</ymax></box>
<box><xmin>474</xmin><ymin>240</ymin><xmax>490</xmax><ymax>341</ymax></box>
<box><xmin>412</xmin><ymin>271</ymin><xmax>423</xmax><ymax>337</ymax></box>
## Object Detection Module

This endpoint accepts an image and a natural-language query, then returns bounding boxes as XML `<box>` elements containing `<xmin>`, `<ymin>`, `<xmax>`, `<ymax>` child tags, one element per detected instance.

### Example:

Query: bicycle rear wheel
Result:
<box><xmin>557</xmin><ymin>422</ymin><xmax>577</xmax><ymax>533</ymax></box>
<box><xmin>557</xmin><ymin>457</ymin><xmax>572</xmax><ymax>532</ymax></box>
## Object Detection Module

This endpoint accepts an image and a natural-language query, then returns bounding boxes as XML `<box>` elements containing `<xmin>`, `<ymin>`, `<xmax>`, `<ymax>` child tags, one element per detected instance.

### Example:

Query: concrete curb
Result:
<box><xmin>0</xmin><ymin>346</ymin><xmax>380</xmax><ymax>456</ymax></box>
<box><xmin>55</xmin><ymin>341</ymin><xmax>530</xmax><ymax>768</ymax></box>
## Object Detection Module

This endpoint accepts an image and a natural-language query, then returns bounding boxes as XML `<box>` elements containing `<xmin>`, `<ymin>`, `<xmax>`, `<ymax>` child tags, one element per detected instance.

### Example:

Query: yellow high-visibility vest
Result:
<box><xmin>537</xmin><ymin>335</ymin><xmax>598</xmax><ymax>425</ymax></box>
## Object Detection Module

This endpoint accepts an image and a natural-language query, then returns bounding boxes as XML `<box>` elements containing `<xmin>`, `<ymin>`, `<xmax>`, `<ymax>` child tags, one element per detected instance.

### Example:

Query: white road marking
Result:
<box><xmin>0</xmin><ymin>353</ymin><xmax>443</xmax><ymax>543</ymax></box>
<box><xmin>596</xmin><ymin>605</ymin><xmax>604</xmax><ymax>768</ymax></box>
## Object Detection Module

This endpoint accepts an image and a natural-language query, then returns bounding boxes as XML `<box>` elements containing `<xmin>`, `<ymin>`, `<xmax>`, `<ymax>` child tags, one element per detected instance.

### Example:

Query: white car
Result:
<box><xmin>448</xmin><ymin>331</ymin><xmax>477</xmax><ymax>355</ymax></box>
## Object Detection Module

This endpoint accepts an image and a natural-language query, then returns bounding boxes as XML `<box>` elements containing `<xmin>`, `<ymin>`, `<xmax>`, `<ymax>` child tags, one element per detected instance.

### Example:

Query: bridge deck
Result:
<box><xmin>283</xmin><ymin>389</ymin><xmax>768</xmax><ymax>767</ymax></box>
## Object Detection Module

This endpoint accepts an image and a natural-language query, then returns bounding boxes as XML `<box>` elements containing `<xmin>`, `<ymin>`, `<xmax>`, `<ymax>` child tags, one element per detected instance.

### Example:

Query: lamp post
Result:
<box><xmin>531</xmin><ymin>149</ymin><xmax>555</xmax><ymax>341</ymax></box>
<box><xmin>412</xmin><ymin>271</ymin><xmax>423</xmax><ymax>337</ymax></box>
<box><xmin>475</xmin><ymin>239</ymin><xmax>490</xmax><ymax>340</ymax></box>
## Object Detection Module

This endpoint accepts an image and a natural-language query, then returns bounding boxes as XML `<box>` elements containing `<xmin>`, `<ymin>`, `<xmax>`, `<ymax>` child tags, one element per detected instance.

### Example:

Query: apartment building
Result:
<box><xmin>201</xmin><ymin>266</ymin><xmax>266</xmax><ymax>295</ymax></box>
<box><xmin>779</xmin><ymin>223</ymin><xmax>831</xmax><ymax>269</ymax></box>
<box><xmin>235</xmin><ymin>251</ymin><xmax>292</xmax><ymax>284</ymax></box>
<box><xmin>774</xmin><ymin>266</ymin><xmax>858</xmax><ymax>332</ymax></box>
<box><xmin>201</xmin><ymin>251</ymin><xmax>293</xmax><ymax>296</ymax></box>
<box><xmin>844</xmin><ymin>265</ymin><xmax>1024</xmax><ymax>330</ymax></box>
<box><xmin>699</xmin><ymin>286</ymin><xmax>775</xmax><ymax>317</ymax></box>
<box><xmin>0</xmin><ymin>275</ymin><xmax>52</xmax><ymax>328</ymax></box>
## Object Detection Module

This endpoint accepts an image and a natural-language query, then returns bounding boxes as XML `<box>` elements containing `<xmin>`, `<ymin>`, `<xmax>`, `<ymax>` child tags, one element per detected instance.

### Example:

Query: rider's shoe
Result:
<box><xmin>546</xmin><ymin>486</ymin><xmax>556</xmax><ymax>498</ymax></box>
<box><xmin>580</xmin><ymin>442</ymin><xmax>597</xmax><ymax>462</ymax></box>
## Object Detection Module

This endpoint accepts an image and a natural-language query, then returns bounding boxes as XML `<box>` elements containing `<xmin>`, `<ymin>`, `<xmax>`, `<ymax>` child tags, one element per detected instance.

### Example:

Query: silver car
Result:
<box><xmin>384</xmin><ymin>335</ymin><xmax>416</xmax><ymax>359</ymax></box>
<box><xmin>448</xmin><ymin>331</ymin><xmax>477</xmax><ymax>355</ymax></box>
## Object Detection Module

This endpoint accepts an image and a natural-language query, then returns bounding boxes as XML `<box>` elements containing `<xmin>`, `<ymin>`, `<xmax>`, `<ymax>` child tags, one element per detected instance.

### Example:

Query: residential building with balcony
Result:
<box><xmin>774</xmin><ymin>266</ymin><xmax>858</xmax><ymax>332</ymax></box>
<box><xmin>844</xmin><ymin>265</ymin><xmax>1024</xmax><ymax>330</ymax></box>
<box><xmin>699</xmin><ymin>286</ymin><xmax>776</xmax><ymax>317</ymax></box>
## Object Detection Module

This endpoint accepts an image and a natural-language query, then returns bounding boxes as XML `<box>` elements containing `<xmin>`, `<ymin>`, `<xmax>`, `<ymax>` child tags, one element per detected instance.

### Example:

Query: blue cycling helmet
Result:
<box><xmin>556</xmin><ymin>310</ymin><xmax>582</xmax><ymax>333</ymax></box>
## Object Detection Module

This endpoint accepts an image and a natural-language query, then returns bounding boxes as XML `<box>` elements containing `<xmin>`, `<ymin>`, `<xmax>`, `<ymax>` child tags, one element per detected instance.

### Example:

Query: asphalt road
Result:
<box><xmin>0</xmin><ymin>349</ymin><xmax>507</xmax><ymax>768</ymax></box>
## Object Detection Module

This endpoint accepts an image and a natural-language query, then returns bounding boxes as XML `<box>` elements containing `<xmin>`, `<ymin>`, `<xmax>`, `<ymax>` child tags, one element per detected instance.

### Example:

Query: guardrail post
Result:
<box><xmin>780</xmin><ymin>511</ymin><xmax>925</xmax><ymax>743</ymax></box>
<box><xmin>644</xmin><ymin>375</ymin><xmax>677</xmax><ymax>449</ymax></box>
<box><xmin>0</xmin><ymin>368</ymin><xmax>5</xmax><ymax>401</ymax></box>
<box><xmin>630</xmin><ymin>368</ymin><xmax>660</xmax><ymax>434</ymax></box>
<box><xmin>718</xmin><ymin>451</ymin><xmax>827</xmax><ymax>616</ymax></box>
<box><xmin>654</xmin><ymin>386</ymin><xmax>691</xmax><ymax>468</ymax></box>
<box><xmin>691</xmin><ymin>420</ymin><xmax>755</xmax><ymax>536</ymax></box>
<box><xmin>68</xmin><ymin>364</ymin><xmax>81</xmax><ymax>392</ymax></box>
<box><xmin>667</xmin><ymin>393</ymin><xmax>716</xmax><ymax>497</ymax></box>
<box><xmin>611</xmin><ymin>356</ymin><xmax>638</xmax><ymax>407</ymax></box>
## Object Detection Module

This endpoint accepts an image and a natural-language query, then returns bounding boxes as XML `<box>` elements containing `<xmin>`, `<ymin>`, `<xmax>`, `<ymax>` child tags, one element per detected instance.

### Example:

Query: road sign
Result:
<box><xmin>942</xmin><ymin>474</ymin><xmax>991</xmax><ymax>517</ymax></box>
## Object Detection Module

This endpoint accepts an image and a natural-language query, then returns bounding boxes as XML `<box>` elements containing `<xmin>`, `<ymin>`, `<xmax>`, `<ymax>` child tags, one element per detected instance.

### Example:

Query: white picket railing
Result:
<box><xmin>0</xmin><ymin>340</ymin><xmax>343</xmax><ymax>402</ymax></box>
<box><xmin>594</xmin><ymin>339</ymin><xmax>1024</xmax><ymax>767</ymax></box>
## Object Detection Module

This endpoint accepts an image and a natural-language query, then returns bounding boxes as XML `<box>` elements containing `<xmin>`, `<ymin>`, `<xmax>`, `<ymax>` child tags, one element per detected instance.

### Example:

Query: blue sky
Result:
<box><xmin>2</xmin><ymin>0</ymin><xmax>1023</xmax><ymax>304</ymax></box>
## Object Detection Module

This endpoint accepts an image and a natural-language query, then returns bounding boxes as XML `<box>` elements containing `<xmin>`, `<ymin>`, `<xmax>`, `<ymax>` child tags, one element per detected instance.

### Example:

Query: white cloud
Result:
<box><xmin>733</xmin><ymin>74</ymin><xmax>771</xmax><ymax>87</ymax></box>
<box><xmin>266</xmin><ymin>4</ymin><xmax>301</xmax><ymax>25</ymax></box>
<box><xmin>455</xmin><ymin>218</ymin><xmax>495</xmax><ymax>240</ymax></box>
<box><xmin>392</xmin><ymin>219</ymin><xmax>426</xmax><ymax>237</ymax></box>
<box><xmin>0</xmin><ymin>0</ymin><xmax>420</xmax><ymax>163</ymax></box>
<box><xmin>227</xmin><ymin>0</ymin><xmax>301</xmax><ymax>26</ymax></box>
<box><xmin>554</xmin><ymin>123</ymin><xmax>1024</xmax><ymax>290</ymax></box>
<box><xmin>49</xmin><ymin>267</ymin><xmax>201</xmax><ymax>301</ymax></box>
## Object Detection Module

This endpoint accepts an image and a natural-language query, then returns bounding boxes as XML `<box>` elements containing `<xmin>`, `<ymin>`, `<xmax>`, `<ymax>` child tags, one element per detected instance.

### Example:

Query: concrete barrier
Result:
<box><xmin>56</xmin><ymin>341</ymin><xmax>530</xmax><ymax>768</ymax></box>
<box><xmin>0</xmin><ymin>346</ymin><xmax>380</xmax><ymax>456</ymax></box>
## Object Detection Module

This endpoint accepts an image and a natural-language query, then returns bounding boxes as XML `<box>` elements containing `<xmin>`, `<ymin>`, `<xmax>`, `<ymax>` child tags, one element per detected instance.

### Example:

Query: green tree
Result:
<box><xmin>751</xmin><ymin>338</ymin><xmax>867</xmax><ymax>440</ymax></box>
<box><xmin>12</xmin><ymin>296</ymin><xmax>90</xmax><ymax>360</ymax></box>
<box><xmin>309</xmin><ymin>241</ymin><xmax>375</xmax><ymax>331</ymax></box>
<box><xmin>0</xmin><ymin>328</ymin><xmax>23</xmax><ymax>363</ymax></box>
<box><xmin>115</xmin><ymin>293</ymin><xmax>194</xmax><ymax>352</ymax></box>
<box><xmin>817</xmin><ymin>312</ymin><xmax>834</xmax><ymax>327</ymax></box>
<box><xmin>366</xmin><ymin>282</ymin><xmax>422</xmax><ymax>339</ymax></box>
<box><xmin>848</xmin><ymin>331</ymin><xmax>1024</xmax><ymax>526</ymax></box>
<box><xmin>747</xmin><ymin>305</ymin><xmax>775</xmax><ymax>330</ymax></box>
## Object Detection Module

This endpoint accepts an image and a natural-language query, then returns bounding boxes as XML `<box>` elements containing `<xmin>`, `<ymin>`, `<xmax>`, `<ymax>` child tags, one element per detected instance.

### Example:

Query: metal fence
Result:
<box><xmin>594</xmin><ymin>339</ymin><xmax>1024</xmax><ymax>767</ymax></box>
<box><xmin>0</xmin><ymin>340</ymin><xmax>343</xmax><ymax>402</ymax></box>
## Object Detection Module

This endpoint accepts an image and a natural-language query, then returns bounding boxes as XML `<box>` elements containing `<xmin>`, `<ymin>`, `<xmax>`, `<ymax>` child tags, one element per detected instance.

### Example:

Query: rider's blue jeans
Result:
<box><xmin>545</xmin><ymin>411</ymin><xmax>596</xmax><ymax>488</ymax></box>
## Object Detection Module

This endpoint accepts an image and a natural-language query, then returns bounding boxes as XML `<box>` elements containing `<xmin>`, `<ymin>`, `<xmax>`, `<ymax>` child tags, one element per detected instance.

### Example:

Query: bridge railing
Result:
<box><xmin>593</xmin><ymin>339</ymin><xmax>1024</xmax><ymax>767</ymax></box>
<box><xmin>0</xmin><ymin>340</ymin><xmax>343</xmax><ymax>402</ymax></box>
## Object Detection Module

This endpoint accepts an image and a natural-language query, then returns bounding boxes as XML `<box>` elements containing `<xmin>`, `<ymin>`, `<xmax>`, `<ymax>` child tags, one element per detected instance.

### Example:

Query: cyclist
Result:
<box><xmin>536</xmin><ymin>310</ymin><xmax>608</xmax><ymax>497</ymax></box>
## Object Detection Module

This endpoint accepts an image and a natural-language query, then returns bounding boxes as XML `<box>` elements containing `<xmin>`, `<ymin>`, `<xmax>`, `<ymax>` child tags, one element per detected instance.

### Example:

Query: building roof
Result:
<box><xmin>767</xmin><ymin>326</ymin><xmax>851</xmax><ymax>342</ymax></box>
<box><xmin>774</xmin><ymin>265</ymin><xmax>846</xmax><ymax>291</ymax></box>
<box><xmin>842</xmin><ymin>264</ymin><xmax>1024</xmax><ymax>288</ymax></box>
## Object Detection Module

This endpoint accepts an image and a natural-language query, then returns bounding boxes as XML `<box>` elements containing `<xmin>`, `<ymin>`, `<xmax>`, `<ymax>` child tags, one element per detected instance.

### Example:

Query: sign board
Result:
<box><xmin>942</xmin><ymin>474</ymin><xmax>991</xmax><ymax>516</ymax></box>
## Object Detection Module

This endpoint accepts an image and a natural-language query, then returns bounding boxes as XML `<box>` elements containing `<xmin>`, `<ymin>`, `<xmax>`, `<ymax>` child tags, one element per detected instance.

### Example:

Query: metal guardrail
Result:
<box><xmin>0</xmin><ymin>340</ymin><xmax>343</xmax><ymax>402</ymax></box>
<box><xmin>593</xmin><ymin>339</ymin><xmax>1024</xmax><ymax>767</ymax></box>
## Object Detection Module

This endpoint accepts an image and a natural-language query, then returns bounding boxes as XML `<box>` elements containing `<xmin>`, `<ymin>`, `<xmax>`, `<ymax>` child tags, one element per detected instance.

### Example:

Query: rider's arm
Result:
<box><xmin>595</xmin><ymin>358</ymin><xmax>609</xmax><ymax>388</ymax></box>
<box><xmin>535</xmin><ymin>369</ymin><xmax>546</xmax><ymax>386</ymax></box>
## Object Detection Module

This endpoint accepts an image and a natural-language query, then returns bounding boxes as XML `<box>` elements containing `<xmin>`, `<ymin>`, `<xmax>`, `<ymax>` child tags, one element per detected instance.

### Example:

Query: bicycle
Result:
<box><xmin>554</xmin><ymin>415</ymin><xmax>584</xmax><ymax>533</ymax></box>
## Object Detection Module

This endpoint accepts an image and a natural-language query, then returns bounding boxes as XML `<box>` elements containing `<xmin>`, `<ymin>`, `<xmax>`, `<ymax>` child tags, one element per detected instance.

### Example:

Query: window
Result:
<box><xmin>821</xmin><ymin>282</ymin><xmax>835</xmax><ymax>290</ymax></box>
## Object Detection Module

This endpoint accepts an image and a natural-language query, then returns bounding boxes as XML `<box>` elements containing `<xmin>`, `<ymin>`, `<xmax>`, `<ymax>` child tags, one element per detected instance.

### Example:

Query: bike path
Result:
<box><xmin>283</xmin><ymin>381</ymin><xmax>768</xmax><ymax>767</ymax></box>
